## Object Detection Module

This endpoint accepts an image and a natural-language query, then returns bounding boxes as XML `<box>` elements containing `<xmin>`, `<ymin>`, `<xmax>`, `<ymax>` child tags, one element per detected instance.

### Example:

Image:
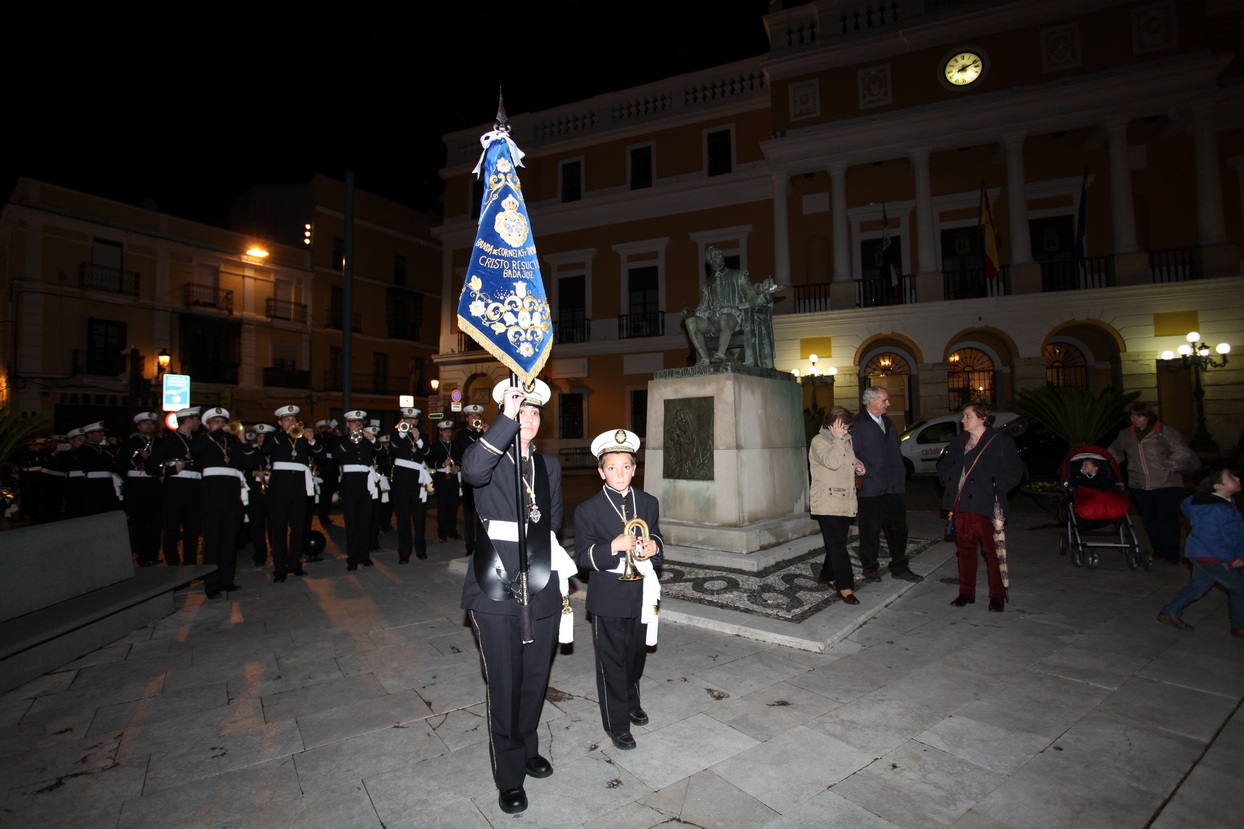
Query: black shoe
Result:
<box><xmin>950</xmin><ymin>594</ymin><xmax>975</xmax><ymax>607</ymax></box>
<box><xmin>252</xmin><ymin>558</ymin><xmax>267</xmax><ymax>567</ymax></box>
<box><xmin>291</xmin><ymin>568</ymin><xmax>307</xmax><ymax>577</ymax></box>
<box><xmin>362</xmin><ymin>559</ymin><xmax>374</xmax><ymax>566</ymax></box>
<box><xmin>893</xmin><ymin>570</ymin><xmax>924</xmax><ymax>582</ymax></box>
<box><xmin>438</xmin><ymin>537</ymin><xmax>448</xmax><ymax>544</ymax></box>
<box><xmin>305</xmin><ymin>554</ymin><xmax>324</xmax><ymax>563</ymax></box>
<box><xmin>347</xmin><ymin>563</ymin><xmax>358</xmax><ymax>572</ymax></box>
<box><xmin>416</xmin><ymin>552</ymin><xmax>428</xmax><ymax>560</ymax></box>
<box><xmin>224</xmin><ymin>584</ymin><xmax>243</xmax><ymax>591</ymax></box>
<box><xmin>836</xmin><ymin>590</ymin><xmax>861</xmax><ymax>605</ymax></box>
<box><xmin>498</xmin><ymin>787</ymin><xmax>527</xmax><ymax>814</ymax></box>
<box><xmin>629</xmin><ymin>708</ymin><xmax>649</xmax><ymax>726</ymax></box>
<box><xmin>273</xmin><ymin>573</ymin><xmax>287</xmax><ymax>583</ymax></box>
<box><xmin>525</xmin><ymin>755</ymin><xmax>553</xmax><ymax>778</ymax></box>
<box><xmin>862</xmin><ymin>570</ymin><xmax>883</xmax><ymax>583</ymax></box>
<box><xmin>205</xmin><ymin>589</ymin><xmax>221</xmax><ymax>599</ymax></box>
<box><xmin>608</xmin><ymin>730</ymin><xmax>637</xmax><ymax>750</ymax></box>
<box><xmin>449</xmin><ymin>533</ymin><xmax>461</xmax><ymax>540</ymax></box>
<box><xmin>398</xmin><ymin>557</ymin><xmax>410</xmax><ymax>565</ymax></box>
<box><xmin>988</xmin><ymin>597</ymin><xmax>1005</xmax><ymax>612</ymax></box>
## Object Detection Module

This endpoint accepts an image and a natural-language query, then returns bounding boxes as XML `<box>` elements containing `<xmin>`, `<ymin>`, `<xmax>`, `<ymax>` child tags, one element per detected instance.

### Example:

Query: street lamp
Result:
<box><xmin>156</xmin><ymin>348</ymin><xmax>171</xmax><ymax>378</ymax></box>
<box><xmin>1160</xmin><ymin>331</ymin><xmax>1230</xmax><ymax>452</ymax></box>
<box><xmin>796</xmin><ymin>353</ymin><xmax>837</xmax><ymax>412</ymax></box>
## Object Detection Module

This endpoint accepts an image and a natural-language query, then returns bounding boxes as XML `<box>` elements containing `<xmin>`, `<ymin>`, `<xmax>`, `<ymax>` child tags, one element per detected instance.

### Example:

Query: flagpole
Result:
<box><xmin>511</xmin><ymin>369</ymin><xmax>533</xmax><ymax>644</ymax></box>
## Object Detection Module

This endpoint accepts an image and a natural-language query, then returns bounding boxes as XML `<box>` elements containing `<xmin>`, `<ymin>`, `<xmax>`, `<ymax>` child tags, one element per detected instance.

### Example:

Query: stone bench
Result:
<box><xmin>0</xmin><ymin>511</ymin><xmax>214</xmax><ymax>693</ymax></box>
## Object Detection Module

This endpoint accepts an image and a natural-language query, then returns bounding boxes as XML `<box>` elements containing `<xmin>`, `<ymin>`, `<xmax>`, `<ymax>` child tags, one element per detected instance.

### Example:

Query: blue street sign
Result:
<box><xmin>163</xmin><ymin>374</ymin><xmax>191</xmax><ymax>411</ymax></box>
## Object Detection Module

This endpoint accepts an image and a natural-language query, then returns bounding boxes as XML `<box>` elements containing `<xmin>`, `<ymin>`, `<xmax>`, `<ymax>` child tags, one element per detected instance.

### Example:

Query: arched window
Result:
<box><xmin>1045</xmin><ymin>342</ymin><xmax>1087</xmax><ymax>391</ymax></box>
<box><xmin>947</xmin><ymin>348</ymin><xmax>995</xmax><ymax>410</ymax></box>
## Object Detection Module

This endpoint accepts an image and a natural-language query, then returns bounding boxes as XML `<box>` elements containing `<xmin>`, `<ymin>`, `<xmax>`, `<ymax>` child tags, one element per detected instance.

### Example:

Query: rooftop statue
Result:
<box><xmin>682</xmin><ymin>246</ymin><xmax>783</xmax><ymax>369</ymax></box>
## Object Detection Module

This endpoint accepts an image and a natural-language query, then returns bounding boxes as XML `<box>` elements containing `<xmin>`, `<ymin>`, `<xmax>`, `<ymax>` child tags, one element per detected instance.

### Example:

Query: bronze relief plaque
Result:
<box><xmin>663</xmin><ymin>396</ymin><xmax>714</xmax><ymax>480</ymax></box>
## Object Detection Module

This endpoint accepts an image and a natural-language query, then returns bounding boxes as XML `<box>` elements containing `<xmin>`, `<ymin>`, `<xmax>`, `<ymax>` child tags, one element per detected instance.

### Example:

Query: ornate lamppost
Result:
<box><xmin>1160</xmin><ymin>331</ymin><xmax>1230</xmax><ymax>452</ymax></box>
<box><xmin>792</xmin><ymin>353</ymin><xmax>837</xmax><ymax>413</ymax></box>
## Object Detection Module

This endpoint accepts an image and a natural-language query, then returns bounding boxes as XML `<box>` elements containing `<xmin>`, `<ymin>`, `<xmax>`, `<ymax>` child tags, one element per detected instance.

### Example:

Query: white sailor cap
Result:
<box><xmin>133</xmin><ymin>411</ymin><xmax>159</xmax><ymax>424</ymax></box>
<box><xmin>253</xmin><ymin>423</ymin><xmax>276</xmax><ymax>434</ymax></box>
<box><xmin>67</xmin><ymin>428</ymin><xmax>85</xmax><ymax>439</ymax></box>
<box><xmin>370</xmin><ymin>419</ymin><xmax>380</xmax><ymax>429</ymax></box>
<box><xmin>82</xmin><ymin>421</ymin><xmax>107</xmax><ymax>433</ymax></box>
<box><xmin>464</xmin><ymin>404</ymin><xmax>484</xmax><ymax>415</ymax></box>
<box><xmin>491</xmin><ymin>378</ymin><xmax>552</xmax><ymax>408</ymax></box>
<box><xmin>592</xmin><ymin>429</ymin><xmax>641</xmax><ymax>458</ymax></box>
<box><xmin>244</xmin><ymin>431</ymin><xmax>255</xmax><ymax>441</ymax></box>
<box><xmin>203</xmin><ymin>406</ymin><xmax>229</xmax><ymax>422</ymax></box>
<box><xmin>378</xmin><ymin>435</ymin><xmax>390</xmax><ymax>444</ymax></box>
<box><xmin>275</xmin><ymin>405</ymin><xmax>300</xmax><ymax>418</ymax></box>
<box><xmin>315</xmin><ymin>419</ymin><xmax>329</xmax><ymax>429</ymax></box>
<box><xmin>363</xmin><ymin>425</ymin><xmax>380</xmax><ymax>436</ymax></box>
<box><xmin>175</xmin><ymin>406</ymin><xmax>201</xmax><ymax>419</ymax></box>
<box><xmin>50</xmin><ymin>434</ymin><xmax>67</xmax><ymax>442</ymax></box>
<box><xmin>344</xmin><ymin>409</ymin><xmax>367</xmax><ymax>421</ymax></box>
<box><xmin>438</xmin><ymin>420</ymin><xmax>455</xmax><ymax>430</ymax></box>
<box><xmin>400</xmin><ymin>407</ymin><xmax>421</xmax><ymax>418</ymax></box>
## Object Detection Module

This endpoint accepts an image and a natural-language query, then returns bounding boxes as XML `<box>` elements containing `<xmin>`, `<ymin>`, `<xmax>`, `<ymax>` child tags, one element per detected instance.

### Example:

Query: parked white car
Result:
<box><xmin>898</xmin><ymin>411</ymin><xmax>1019</xmax><ymax>476</ymax></box>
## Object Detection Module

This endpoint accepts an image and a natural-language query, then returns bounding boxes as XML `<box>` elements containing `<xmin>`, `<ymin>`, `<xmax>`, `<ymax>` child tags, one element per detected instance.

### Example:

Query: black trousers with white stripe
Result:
<box><xmin>468</xmin><ymin>610</ymin><xmax>557</xmax><ymax>790</ymax></box>
<box><xmin>592</xmin><ymin>614</ymin><xmax>647</xmax><ymax>734</ymax></box>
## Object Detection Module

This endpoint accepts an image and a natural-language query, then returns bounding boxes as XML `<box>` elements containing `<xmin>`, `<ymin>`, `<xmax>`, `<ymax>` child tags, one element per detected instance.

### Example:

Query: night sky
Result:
<box><xmin>6</xmin><ymin>2</ymin><xmax>772</xmax><ymax>226</ymax></box>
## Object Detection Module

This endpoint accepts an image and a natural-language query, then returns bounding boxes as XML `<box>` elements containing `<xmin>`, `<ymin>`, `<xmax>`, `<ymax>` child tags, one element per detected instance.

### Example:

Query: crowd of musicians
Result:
<box><xmin>13</xmin><ymin>403</ymin><xmax>489</xmax><ymax>595</ymax></box>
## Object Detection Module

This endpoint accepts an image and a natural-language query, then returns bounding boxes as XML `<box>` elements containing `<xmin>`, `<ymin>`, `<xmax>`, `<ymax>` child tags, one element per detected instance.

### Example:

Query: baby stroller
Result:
<box><xmin>1057</xmin><ymin>446</ymin><xmax>1148</xmax><ymax>571</ymax></box>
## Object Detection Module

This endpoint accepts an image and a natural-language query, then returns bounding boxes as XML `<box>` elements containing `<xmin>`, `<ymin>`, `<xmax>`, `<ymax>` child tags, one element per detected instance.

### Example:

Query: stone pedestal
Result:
<box><xmin>645</xmin><ymin>364</ymin><xmax>816</xmax><ymax>555</ymax></box>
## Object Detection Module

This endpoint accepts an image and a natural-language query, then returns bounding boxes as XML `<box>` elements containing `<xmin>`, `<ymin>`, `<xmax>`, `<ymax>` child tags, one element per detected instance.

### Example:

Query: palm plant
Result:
<box><xmin>1012</xmin><ymin>384</ymin><xmax>1139</xmax><ymax>448</ymax></box>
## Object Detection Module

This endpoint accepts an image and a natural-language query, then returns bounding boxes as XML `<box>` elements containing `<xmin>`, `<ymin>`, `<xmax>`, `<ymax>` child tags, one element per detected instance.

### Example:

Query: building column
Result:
<box><xmin>1193</xmin><ymin>102</ymin><xmax>1226</xmax><ymax>245</ymax></box>
<box><xmin>1103</xmin><ymin>115</ymin><xmax>1138</xmax><ymax>254</ymax></box>
<box><xmin>909</xmin><ymin>148</ymin><xmax>937</xmax><ymax>273</ymax></box>
<box><xmin>772</xmin><ymin>172</ymin><xmax>792</xmax><ymax>285</ymax></box>
<box><xmin>829</xmin><ymin>163</ymin><xmax>850</xmax><ymax>282</ymax></box>
<box><xmin>1002</xmin><ymin>134</ymin><xmax>1032</xmax><ymax>264</ymax></box>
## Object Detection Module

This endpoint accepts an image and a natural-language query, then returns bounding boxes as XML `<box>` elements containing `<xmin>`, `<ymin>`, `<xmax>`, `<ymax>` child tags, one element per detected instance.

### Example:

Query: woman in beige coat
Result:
<box><xmin>809</xmin><ymin>406</ymin><xmax>866</xmax><ymax>604</ymax></box>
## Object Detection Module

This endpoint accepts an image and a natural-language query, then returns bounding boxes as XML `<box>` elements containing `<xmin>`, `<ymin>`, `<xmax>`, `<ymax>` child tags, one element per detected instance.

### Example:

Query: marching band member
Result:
<box><xmin>62</xmin><ymin>428</ymin><xmax>88</xmax><ymax>519</ymax></box>
<box><xmin>457</xmin><ymin>404</ymin><xmax>487</xmax><ymax>557</ymax></box>
<box><xmin>192</xmin><ymin>407</ymin><xmax>258</xmax><ymax>598</ymax></box>
<box><xmin>148</xmin><ymin>408</ymin><xmax>202</xmax><ymax>565</ymax></box>
<box><xmin>119</xmin><ymin>412</ymin><xmax>163</xmax><ymax>566</ymax></box>
<box><xmin>247</xmin><ymin>424</ymin><xmax>275</xmax><ymax>566</ymax></box>
<box><xmin>78</xmin><ymin>421</ymin><xmax>121</xmax><ymax>515</ymax></box>
<box><xmin>258</xmin><ymin>405</ymin><xmax>325</xmax><ymax>582</ymax></box>
<box><xmin>331</xmin><ymin>411</ymin><xmax>380</xmax><ymax>571</ymax></box>
<box><xmin>388</xmin><ymin>407</ymin><xmax>430</xmax><ymax>563</ymax></box>
<box><xmin>428</xmin><ymin>420</ymin><xmax>462</xmax><ymax>543</ymax></box>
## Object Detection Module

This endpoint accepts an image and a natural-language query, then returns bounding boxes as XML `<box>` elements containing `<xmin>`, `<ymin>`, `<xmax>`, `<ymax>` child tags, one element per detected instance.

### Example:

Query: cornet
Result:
<box><xmin>225</xmin><ymin>420</ymin><xmax>244</xmax><ymax>436</ymax></box>
<box><xmin>397</xmin><ymin>421</ymin><xmax>412</xmax><ymax>435</ymax></box>
<box><xmin>470</xmin><ymin>417</ymin><xmax>484</xmax><ymax>430</ymax></box>
<box><xmin>618</xmin><ymin>517</ymin><xmax>648</xmax><ymax>581</ymax></box>
<box><xmin>287</xmin><ymin>421</ymin><xmax>305</xmax><ymax>439</ymax></box>
<box><xmin>349</xmin><ymin>430</ymin><xmax>363</xmax><ymax>444</ymax></box>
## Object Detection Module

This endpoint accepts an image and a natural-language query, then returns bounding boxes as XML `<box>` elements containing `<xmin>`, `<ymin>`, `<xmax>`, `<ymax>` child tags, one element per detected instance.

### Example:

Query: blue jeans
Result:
<box><xmin>1162</xmin><ymin>559</ymin><xmax>1244</xmax><ymax>629</ymax></box>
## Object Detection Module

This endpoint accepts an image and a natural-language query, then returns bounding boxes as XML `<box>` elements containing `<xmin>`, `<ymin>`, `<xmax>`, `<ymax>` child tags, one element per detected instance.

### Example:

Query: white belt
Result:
<box><xmin>483</xmin><ymin>521</ymin><xmax>578</xmax><ymax>644</ymax></box>
<box><xmin>608</xmin><ymin>553</ymin><xmax>662</xmax><ymax>646</ymax></box>
<box><xmin>393</xmin><ymin>458</ymin><xmax>425</xmax><ymax>471</ymax></box>
<box><xmin>86</xmin><ymin>470</ymin><xmax>125</xmax><ymax>501</ymax></box>
<box><xmin>26</xmin><ymin>466</ymin><xmax>42</xmax><ymax>473</ymax></box>
<box><xmin>273</xmin><ymin>461</ymin><xmax>316</xmax><ymax>496</ymax></box>
<box><xmin>342</xmin><ymin>463</ymin><xmax>381</xmax><ymax>499</ymax></box>
<box><xmin>171</xmin><ymin>470</ymin><xmax>202</xmax><ymax>480</ymax></box>
<box><xmin>41</xmin><ymin>469</ymin><xmax>66</xmax><ymax>478</ymax></box>
<box><xmin>126</xmin><ymin>470</ymin><xmax>154</xmax><ymax>478</ymax></box>
<box><xmin>67</xmin><ymin>470</ymin><xmax>85</xmax><ymax>478</ymax></box>
<box><xmin>203</xmin><ymin>467</ymin><xmax>250</xmax><ymax>506</ymax></box>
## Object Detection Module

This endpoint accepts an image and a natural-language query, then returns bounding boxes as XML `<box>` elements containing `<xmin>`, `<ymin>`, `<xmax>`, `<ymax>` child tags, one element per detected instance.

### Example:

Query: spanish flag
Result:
<box><xmin>980</xmin><ymin>182</ymin><xmax>1002</xmax><ymax>280</ymax></box>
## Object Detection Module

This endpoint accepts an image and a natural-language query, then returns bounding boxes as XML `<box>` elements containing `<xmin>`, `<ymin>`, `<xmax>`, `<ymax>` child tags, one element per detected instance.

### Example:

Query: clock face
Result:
<box><xmin>944</xmin><ymin>51</ymin><xmax>984</xmax><ymax>86</ymax></box>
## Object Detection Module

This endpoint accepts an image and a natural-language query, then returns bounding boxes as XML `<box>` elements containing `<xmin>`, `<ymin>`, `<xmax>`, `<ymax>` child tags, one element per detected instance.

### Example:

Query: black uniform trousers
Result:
<box><xmin>124</xmin><ymin>477</ymin><xmax>163</xmax><ymax>565</ymax></box>
<box><xmin>468</xmin><ymin>610</ymin><xmax>557</xmax><ymax>791</ymax></box>
<box><xmin>202</xmin><ymin>497</ymin><xmax>243</xmax><ymax>592</ymax></box>
<box><xmin>268</xmin><ymin>474</ymin><xmax>308</xmax><ymax>575</ymax></box>
<box><xmin>36</xmin><ymin>474</ymin><xmax>64</xmax><ymax>523</ymax></box>
<box><xmin>392</xmin><ymin>482</ymin><xmax>426</xmax><ymax>561</ymax></box>
<box><xmin>856</xmin><ymin>492</ymin><xmax>910</xmax><ymax>575</ymax></box>
<box><xmin>434</xmin><ymin>474</ymin><xmax>459</xmax><ymax>540</ymax></box>
<box><xmin>592</xmin><ymin>614</ymin><xmax>647</xmax><ymax>734</ymax></box>
<box><xmin>247</xmin><ymin>489</ymin><xmax>269</xmax><ymax>565</ymax></box>
<box><xmin>317</xmin><ymin>464</ymin><xmax>338</xmax><ymax>523</ymax></box>
<box><xmin>462</xmin><ymin>485</ymin><xmax>478</xmax><ymax>554</ymax></box>
<box><xmin>83</xmin><ymin>479</ymin><xmax>120</xmax><ymax>516</ymax></box>
<box><xmin>341</xmin><ymin>490</ymin><xmax>374</xmax><ymax>566</ymax></box>
<box><xmin>162</xmin><ymin>479</ymin><xmax>201</xmax><ymax>566</ymax></box>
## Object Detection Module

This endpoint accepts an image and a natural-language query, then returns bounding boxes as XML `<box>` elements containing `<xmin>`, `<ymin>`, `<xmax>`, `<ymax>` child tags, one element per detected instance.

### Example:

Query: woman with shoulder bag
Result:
<box><xmin>809</xmin><ymin>407</ymin><xmax>867</xmax><ymax>605</ymax></box>
<box><xmin>1108</xmin><ymin>402</ymin><xmax>1200</xmax><ymax>564</ymax></box>
<box><xmin>937</xmin><ymin>402</ymin><xmax>1025</xmax><ymax>612</ymax></box>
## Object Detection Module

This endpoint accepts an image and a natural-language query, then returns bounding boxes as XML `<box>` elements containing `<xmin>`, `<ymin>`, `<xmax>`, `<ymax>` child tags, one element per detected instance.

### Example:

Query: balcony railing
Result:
<box><xmin>618</xmin><ymin>311</ymin><xmax>664</xmax><ymax>339</ymax></box>
<box><xmin>555</xmin><ymin>317</ymin><xmax>592</xmax><ymax>344</ymax></box>
<box><xmin>857</xmin><ymin>274</ymin><xmax>916</xmax><ymax>307</ymax></box>
<box><xmin>322</xmin><ymin>373</ymin><xmax>409</xmax><ymax>394</ymax></box>
<box><xmin>184</xmin><ymin>362</ymin><xmax>239</xmax><ymax>384</ymax></box>
<box><xmin>943</xmin><ymin>267</ymin><xmax>1011</xmax><ymax>300</ymax></box>
<box><xmin>793</xmin><ymin>282</ymin><xmax>832</xmax><ymax>313</ymax></box>
<box><xmin>265</xmin><ymin>297</ymin><xmax>308</xmax><ymax>323</ymax></box>
<box><xmin>387</xmin><ymin>319</ymin><xmax>420</xmax><ymax>341</ymax></box>
<box><xmin>78</xmin><ymin>263</ymin><xmax>140</xmax><ymax>296</ymax></box>
<box><xmin>71</xmin><ymin>349</ymin><xmax>125</xmax><ymax>376</ymax></box>
<box><xmin>183</xmin><ymin>283</ymin><xmax>234</xmax><ymax>313</ymax></box>
<box><xmin>1041</xmin><ymin>257</ymin><xmax>1114</xmax><ymax>292</ymax></box>
<box><xmin>458</xmin><ymin>331</ymin><xmax>485</xmax><ymax>352</ymax></box>
<box><xmin>326</xmin><ymin>309</ymin><xmax>362</xmax><ymax>332</ymax></box>
<box><xmin>263</xmin><ymin>366</ymin><xmax>311</xmax><ymax>388</ymax></box>
<box><xmin>1150</xmin><ymin>247</ymin><xmax>1203</xmax><ymax>283</ymax></box>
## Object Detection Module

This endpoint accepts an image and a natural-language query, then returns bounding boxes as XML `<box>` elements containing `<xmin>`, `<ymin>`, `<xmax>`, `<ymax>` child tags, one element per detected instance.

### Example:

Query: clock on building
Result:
<box><xmin>943</xmin><ymin>50</ymin><xmax>985</xmax><ymax>87</ymax></box>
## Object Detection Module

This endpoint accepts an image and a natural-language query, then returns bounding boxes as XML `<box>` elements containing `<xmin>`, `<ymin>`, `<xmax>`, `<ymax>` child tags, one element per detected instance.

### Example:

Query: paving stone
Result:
<box><xmin>293</xmin><ymin>719</ymin><xmax>446</xmax><ymax>789</ymax></box>
<box><xmin>116</xmin><ymin>755</ymin><xmax>303</xmax><ymax>829</ymax></box>
<box><xmin>609</xmin><ymin>712</ymin><xmax>757</xmax><ymax>792</ymax></box>
<box><xmin>712</xmin><ymin>725</ymin><xmax>874</xmax><ymax>812</ymax></box>
<box><xmin>295</xmin><ymin>687</ymin><xmax>435</xmax><ymax>748</ymax></box>
<box><xmin>915</xmin><ymin>715</ymin><xmax>1050</xmax><ymax>775</ymax></box>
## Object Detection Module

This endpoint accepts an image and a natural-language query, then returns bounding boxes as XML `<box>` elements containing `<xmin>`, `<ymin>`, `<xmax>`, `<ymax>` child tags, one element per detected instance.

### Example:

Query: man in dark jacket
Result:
<box><xmin>850</xmin><ymin>387</ymin><xmax>923</xmax><ymax>582</ymax></box>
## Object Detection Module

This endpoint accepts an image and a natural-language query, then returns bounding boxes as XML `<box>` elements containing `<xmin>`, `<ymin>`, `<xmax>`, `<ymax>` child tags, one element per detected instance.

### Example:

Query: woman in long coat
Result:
<box><xmin>809</xmin><ymin>406</ymin><xmax>867</xmax><ymax>605</ymax></box>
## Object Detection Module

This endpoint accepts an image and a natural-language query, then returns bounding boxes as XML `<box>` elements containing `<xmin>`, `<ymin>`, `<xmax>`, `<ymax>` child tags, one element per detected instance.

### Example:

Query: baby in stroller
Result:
<box><xmin>1067</xmin><ymin>451</ymin><xmax>1130</xmax><ymax>521</ymax></box>
<box><xmin>1073</xmin><ymin>457</ymin><xmax>1117</xmax><ymax>491</ymax></box>
<box><xmin>1061</xmin><ymin>447</ymin><xmax>1143</xmax><ymax>569</ymax></box>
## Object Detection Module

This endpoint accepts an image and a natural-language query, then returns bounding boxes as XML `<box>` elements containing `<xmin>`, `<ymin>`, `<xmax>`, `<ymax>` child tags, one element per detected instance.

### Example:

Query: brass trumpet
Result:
<box><xmin>225</xmin><ymin>419</ymin><xmax>244</xmax><ymax>436</ymax></box>
<box><xmin>470</xmin><ymin>417</ymin><xmax>484</xmax><ymax>430</ymax></box>
<box><xmin>288</xmin><ymin>421</ymin><xmax>305</xmax><ymax>439</ymax></box>
<box><xmin>397</xmin><ymin>421</ymin><xmax>412</xmax><ymax>435</ymax></box>
<box><xmin>619</xmin><ymin>517</ymin><xmax>648</xmax><ymax>581</ymax></box>
<box><xmin>349</xmin><ymin>430</ymin><xmax>363</xmax><ymax>444</ymax></box>
<box><xmin>446</xmin><ymin>458</ymin><xmax>459</xmax><ymax>476</ymax></box>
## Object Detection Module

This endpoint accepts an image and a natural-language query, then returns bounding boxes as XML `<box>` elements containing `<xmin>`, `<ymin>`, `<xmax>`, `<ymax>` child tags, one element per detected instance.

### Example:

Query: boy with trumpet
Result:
<box><xmin>574</xmin><ymin>429</ymin><xmax>663</xmax><ymax>751</ymax></box>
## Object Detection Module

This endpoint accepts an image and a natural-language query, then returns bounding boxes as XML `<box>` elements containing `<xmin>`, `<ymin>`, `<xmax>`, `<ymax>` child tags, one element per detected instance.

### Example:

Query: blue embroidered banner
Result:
<box><xmin>456</xmin><ymin>130</ymin><xmax>552</xmax><ymax>387</ymax></box>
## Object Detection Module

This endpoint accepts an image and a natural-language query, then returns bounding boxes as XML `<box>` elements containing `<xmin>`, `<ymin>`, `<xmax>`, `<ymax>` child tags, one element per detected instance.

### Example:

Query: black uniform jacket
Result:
<box><xmin>459</xmin><ymin>414</ymin><xmax>563</xmax><ymax>618</ymax></box>
<box><xmin>574</xmin><ymin>486</ymin><xmax>664</xmax><ymax>618</ymax></box>
<box><xmin>190</xmin><ymin>432</ymin><xmax>259</xmax><ymax>506</ymax></box>
<box><xmin>330</xmin><ymin>435</ymin><xmax>381</xmax><ymax>499</ymax></box>
<box><xmin>148</xmin><ymin>430</ymin><xmax>198</xmax><ymax>480</ymax></box>
<box><xmin>387</xmin><ymin>426</ymin><xmax>428</xmax><ymax>488</ymax></box>
<box><xmin>257</xmin><ymin>431</ymin><xmax>327</xmax><ymax>491</ymax></box>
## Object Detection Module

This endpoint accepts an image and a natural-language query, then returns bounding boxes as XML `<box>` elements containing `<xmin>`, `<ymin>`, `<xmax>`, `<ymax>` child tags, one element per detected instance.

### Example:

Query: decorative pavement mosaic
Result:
<box><xmin>659</xmin><ymin>535</ymin><xmax>941</xmax><ymax>622</ymax></box>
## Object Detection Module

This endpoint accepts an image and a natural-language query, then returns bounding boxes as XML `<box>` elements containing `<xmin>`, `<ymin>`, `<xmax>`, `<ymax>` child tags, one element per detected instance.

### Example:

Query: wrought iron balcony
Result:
<box><xmin>78</xmin><ymin>263</ymin><xmax>140</xmax><ymax>296</ymax></box>
<box><xmin>555</xmin><ymin>317</ymin><xmax>592</xmax><ymax>344</ymax></box>
<box><xmin>1150</xmin><ymin>247</ymin><xmax>1203</xmax><ymax>283</ymax></box>
<box><xmin>265</xmin><ymin>297</ymin><xmax>308</xmax><ymax>323</ymax></box>
<box><xmin>856</xmin><ymin>274</ymin><xmax>916</xmax><ymax>307</ymax></box>
<box><xmin>943</xmin><ymin>267</ymin><xmax>1011</xmax><ymax>301</ymax></box>
<box><xmin>183</xmin><ymin>283</ymin><xmax>234</xmax><ymax>313</ymax></box>
<box><xmin>458</xmin><ymin>331</ymin><xmax>485</xmax><ymax>352</ymax></box>
<box><xmin>387</xmin><ymin>319</ymin><xmax>421</xmax><ymax>341</ymax></box>
<box><xmin>1041</xmin><ymin>257</ymin><xmax>1114</xmax><ymax>292</ymax></box>
<box><xmin>183</xmin><ymin>362</ymin><xmax>238</xmax><ymax>384</ymax></box>
<box><xmin>71</xmin><ymin>349</ymin><xmax>125</xmax><ymax>376</ymax></box>
<box><xmin>793</xmin><ymin>282</ymin><xmax>831</xmax><ymax>313</ymax></box>
<box><xmin>263</xmin><ymin>367</ymin><xmax>311</xmax><ymax>388</ymax></box>
<box><xmin>322</xmin><ymin>372</ymin><xmax>408</xmax><ymax>394</ymax></box>
<box><xmin>326</xmin><ymin>308</ymin><xmax>362</xmax><ymax>332</ymax></box>
<box><xmin>618</xmin><ymin>311</ymin><xmax>665</xmax><ymax>339</ymax></box>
